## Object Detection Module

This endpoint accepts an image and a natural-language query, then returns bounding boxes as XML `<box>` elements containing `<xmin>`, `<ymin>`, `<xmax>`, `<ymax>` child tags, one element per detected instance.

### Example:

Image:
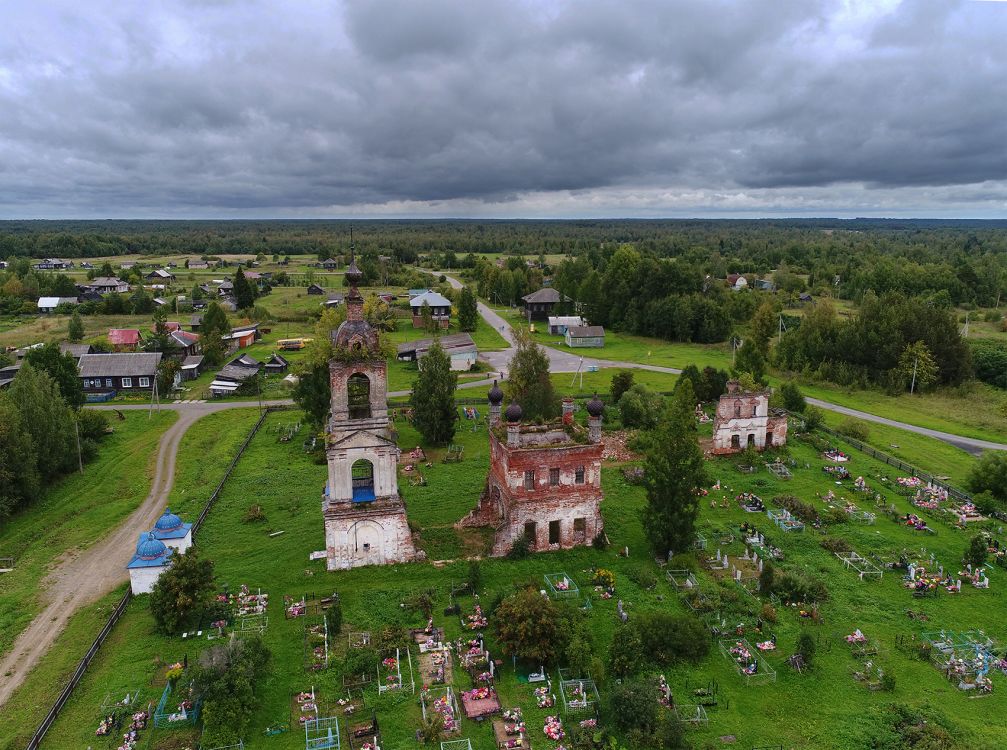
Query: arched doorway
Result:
<box><xmin>348</xmin><ymin>373</ymin><xmax>371</xmax><ymax>419</ymax></box>
<box><xmin>351</xmin><ymin>459</ymin><xmax>375</xmax><ymax>502</ymax></box>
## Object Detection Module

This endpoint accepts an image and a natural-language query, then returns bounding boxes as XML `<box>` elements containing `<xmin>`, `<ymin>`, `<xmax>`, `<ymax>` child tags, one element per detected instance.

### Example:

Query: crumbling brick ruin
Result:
<box><xmin>711</xmin><ymin>380</ymin><xmax>788</xmax><ymax>455</ymax></box>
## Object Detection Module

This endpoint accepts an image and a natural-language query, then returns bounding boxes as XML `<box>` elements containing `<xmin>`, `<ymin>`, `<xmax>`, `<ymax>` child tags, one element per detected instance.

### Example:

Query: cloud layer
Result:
<box><xmin>1</xmin><ymin>0</ymin><xmax>1006</xmax><ymax>217</ymax></box>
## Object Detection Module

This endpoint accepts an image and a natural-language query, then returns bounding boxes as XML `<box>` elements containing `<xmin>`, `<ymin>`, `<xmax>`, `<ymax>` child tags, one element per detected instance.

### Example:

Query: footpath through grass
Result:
<box><xmin>22</xmin><ymin>407</ymin><xmax>1007</xmax><ymax>749</ymax></box>
<box><xmin>0</xmin><ymin>410</ymin><xmax>177</xmax><ymax>660</ymax></box>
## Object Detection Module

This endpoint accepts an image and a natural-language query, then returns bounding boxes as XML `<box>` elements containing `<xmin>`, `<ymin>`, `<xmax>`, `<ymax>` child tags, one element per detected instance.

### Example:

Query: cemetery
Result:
<box><xmin>21</xmin><ymin>399</ymin><xmax>1007</xmax><ymax>750</ymax></box>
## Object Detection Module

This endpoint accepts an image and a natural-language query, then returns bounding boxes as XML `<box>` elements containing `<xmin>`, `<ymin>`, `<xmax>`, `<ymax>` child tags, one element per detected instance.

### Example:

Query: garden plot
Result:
<box><xmin>836</xmin><ymin>551</ymin><xmax>884</xmax><ymax>581</ymax></box>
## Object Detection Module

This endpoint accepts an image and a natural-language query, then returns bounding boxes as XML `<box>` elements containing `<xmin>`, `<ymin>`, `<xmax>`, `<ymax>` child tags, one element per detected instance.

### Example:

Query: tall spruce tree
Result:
<box><xmin>410</xmin><ymin>341</ymin><xmax>458</xmax><ymax>446</ymax></box>
<box><xmin>67</xmin><ymin>309</ymin><xmax>84</xmax><ymax>342</ymax></box>
<box><xmin>233</xmin><ymin>267</ymin><xmax>256</xmax><ymax>310</ymax></box>
<box><xmin>642</xmin><ymin>379</ymin><xmax>709</xmax><ymax>556</ymax></box>
<box><xmin>199</xmin><ymin>301</ymin><xmax>231</xmax><ymax>366</ymax></box>
<box><xmin>458</xmin><ymin>286</ymin><xmax>478</xmax><ymax>332</ymax></box>
<box><xmin>506</xmin><ymin>329</ymin><xmax>558</xmax><ymax>421</ymax></box>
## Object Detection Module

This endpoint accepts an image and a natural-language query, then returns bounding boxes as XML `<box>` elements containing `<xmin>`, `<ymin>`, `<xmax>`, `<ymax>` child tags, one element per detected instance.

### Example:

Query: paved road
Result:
<box><xmin>434</xmin><ymin>271</ymin><xmax>1006</xmax><ymax>455</ymax></box>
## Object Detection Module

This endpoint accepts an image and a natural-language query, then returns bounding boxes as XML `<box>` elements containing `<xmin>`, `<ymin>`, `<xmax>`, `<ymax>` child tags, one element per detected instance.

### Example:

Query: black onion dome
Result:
<box><xmin>504</xmin><ymin>402</ymin><xmax>523</xmax><ymax>422</ymax></box>
<box><xmin>586</xmin><ymin>393</ymin><xmax>604</xmax><ymax>417</ymax></box>
<box><xmin>345</xmin><ymin>259</ymin><xmax>363</xmax><ymax>286</ymax></box>
<box><xmin>488</xmin><ymin>380</ymin><xmax>504</xmax><ymax>405</ymax></box>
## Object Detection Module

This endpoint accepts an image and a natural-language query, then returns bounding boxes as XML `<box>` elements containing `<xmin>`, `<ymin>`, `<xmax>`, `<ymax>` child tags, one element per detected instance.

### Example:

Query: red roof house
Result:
<box><xmin>108</xmin><ymin>328</ymin><xmax>142</xmax><ymax>351</ymax></box>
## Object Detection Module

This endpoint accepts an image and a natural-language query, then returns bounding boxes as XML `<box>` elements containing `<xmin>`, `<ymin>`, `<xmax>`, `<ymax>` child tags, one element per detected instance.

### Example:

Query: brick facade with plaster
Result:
<box><xmin>711</xmin><ymin>380</ymin><xmax>788</xmax><ymax>455</ymax></box>
<box><xmin>459</xmin><ymin>395</ymin><xmax>605</xmax><ymax>556</ymax></box>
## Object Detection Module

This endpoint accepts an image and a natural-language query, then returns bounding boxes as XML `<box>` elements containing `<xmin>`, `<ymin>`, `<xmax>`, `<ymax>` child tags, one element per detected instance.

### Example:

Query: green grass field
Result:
<box><xmin>0</xmin><ymin>410</ymin><xmax>177</xmax><ymax>661</ymax></box>
<box><xmin>8</xmin><ymin>404</ymin><xmax>1003</xmax><ymax>750</ymax></box>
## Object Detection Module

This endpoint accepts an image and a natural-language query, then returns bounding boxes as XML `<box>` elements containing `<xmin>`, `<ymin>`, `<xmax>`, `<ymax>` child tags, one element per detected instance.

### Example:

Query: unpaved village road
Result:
<box><xmin>2</xmin><ymin>286</ymin><xmax>1004</xmax><ymax>711</ymax></box>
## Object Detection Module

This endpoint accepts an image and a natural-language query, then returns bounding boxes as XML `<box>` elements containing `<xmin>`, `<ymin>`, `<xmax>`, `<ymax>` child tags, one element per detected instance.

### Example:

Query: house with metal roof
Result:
<box><xmin>396</xmin><ymin>332</ymin><xmax>478</xmax><ymax>371</ymax></box>
<box><xmin>37</xmin><ymin>296</ymin><xmax>79</xmax><ymax>313</ymax></box>
<box><xmin>127</xmin><ymin>532</ymin><xmax>174</xmax><ymax>594</ymax></box>
<box><xmin>547</xmin><ymin>315</ymin><xmax>585</xmax><ymax>335</ymax></box>
<box><xmin>565</xmin><ymin>325</ymin><xmax>605</xmax><ymax>348</ymax></box>
<box><xmin>263</xmin><ymin>353</ymin><xmax>289</xmax><ymax>374</ymax></box>
<box><xmin>179</xmin><ymin>354</ymin><xmax>205</xmax><ymax>381</ymax></box>
<box><xmin>210</xmin><ymin>354</ymin><xmax>261</xmax><ymax>396</ymax></box>
<box><xmin>79</xmin><ymin>352</ymin><xmax>162</xmax><ymax>394</ymax></box>
<box><xmin>87</xmin><ymin>277</ymin><xmax>130</xmax><ymax>294</ymax></box>
<box><xmin>146</xmin><ymin>268</ymin><xmax>175</xmax><ymax>282</ymax></box>
<box><xmin>59</xmin><ymin>343</ymin><xmax>93</xmax><ymax>362</ymax></box>
<box><xmin>409</xmin><ymin>290</ymin><xmax>452</xmax><ymax>329</ymax></box>
<box><xmin>108</xmin><ymin>328</ymin><xmax>143</xmax><ymax>351</ymax></box>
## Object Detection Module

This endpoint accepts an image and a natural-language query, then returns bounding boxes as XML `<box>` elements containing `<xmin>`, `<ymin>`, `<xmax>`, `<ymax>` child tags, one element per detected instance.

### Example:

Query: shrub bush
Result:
<box><xmin>836</xmin><ymin>418</ymin><xmax>870</xmax><ymax>441</ymax></box>
<box><xmin>820</xmin><ymin>536</ymin><xmax>852</xmax><ymax>555</ymax></box>
<box><xmin>626</xmin><ymin>564</ymin><xmax>658</xmax><ymax>590</ymax></box>
<box><xmin>760</xmin><ymin>603</ymin><xmax>777</xmax><ymax>624</ymax></box>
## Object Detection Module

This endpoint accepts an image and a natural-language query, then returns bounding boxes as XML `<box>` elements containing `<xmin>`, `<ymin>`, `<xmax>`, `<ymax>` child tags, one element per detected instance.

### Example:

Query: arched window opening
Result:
<box><xmin>734</xmin><ymin>399</ymin><xmax>742</xmax><ymax>418</ymax></box>
<box><xmin>348</xmin><ymin>373</ymin><xmax>371</xmax><ymax>419</ymax></box>
<box><xmin>351</xmin><ymin>459</ymin><xmax>375</xmax><ymax>502</ymax></box>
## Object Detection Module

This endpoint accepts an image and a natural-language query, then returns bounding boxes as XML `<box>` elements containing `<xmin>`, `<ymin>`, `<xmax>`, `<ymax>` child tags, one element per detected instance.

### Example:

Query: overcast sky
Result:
<box><xmin>1</xmin><ymin>0</ymin><xmax>1006</xmax><ymax>219</ymax></box>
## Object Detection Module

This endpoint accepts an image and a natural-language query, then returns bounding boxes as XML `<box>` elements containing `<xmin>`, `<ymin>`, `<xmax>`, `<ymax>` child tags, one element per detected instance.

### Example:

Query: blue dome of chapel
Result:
<box><xmin>136</xmin><ymin>532</ymin><xmax>168</xmax><ymax>560</ymax></box>
<box><xmin>155</xmin><ymin>508</ymin><xmax>183</xmax><ymax>531</ymax></box>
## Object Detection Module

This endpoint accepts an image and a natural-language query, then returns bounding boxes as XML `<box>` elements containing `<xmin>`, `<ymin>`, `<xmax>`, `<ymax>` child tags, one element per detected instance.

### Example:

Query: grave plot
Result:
<box><xmin>422</xmin><ymin>686</ymin><xmax>461</xmax><ymax>734</ymax></box>
<box><xmin>767</xmin><ymin>508</ymin><xmax>804</xmax><ymax>532</ymax></box>
<box><xmin>674</xmin><ymin>704</ymin><xmax>709</xmax><ymax>726</ymax></box>
<box><xmin>923</xmin><ymin>630</ymin><xmax>997</xmax><ymax>693</ymax></box>
<box><xmin>217</xmin><ymin>583</ymin><xmax>269</xmax><ymax>633</ymax></box>
<box><xmin>305</xmin><ymin>716</ymin><xmax>341</xmax><ymax>750</ymax></box>
<box><xmin>668</xmin><ymin>569</ymin><xmax>698</xmax><ymax>590</ymax></box>
<box><xmin>94</xmin><ymin>688</ymin><xmax>147</xmax><ymax>746</ymax></box>
<box><xmin>493</xmin><ymin>708</ymin><xmax>527</xmax><ymax>749</ymax></box>
<box><xmin>765</xmin><ymin>461</ymin><xmax>792</xmax><ymax>480</ymax></box>
<box><xmin>901</xmin><ymin>552</ymin><xmax>957</xmax><ymax>596</ymax></box>
<box><xmin>460</xmin><ymin>683</ymin><xmax>502</xmax><ymax>720</ymax></box>
<box><xmin>377</xmin><ymin>648</ymin><xmax>415</xmax><ymax>694</ymax></box>
<box><xmin>460</xmin><ymin>601</ymin><xmax>488</xmax><ymax>631</ymax></box>
<box><xmin>852</xmin><ymin>661</ymin><xmax>886</xmax><ymax>691</ymax></box>
<box><xmin>346</xmin><ymin>709</ymin><xmax>380</xmax><ymax>750</ymax></box>
<box><xmin>418</xmin><ymin>644</ymin><xmax>452</xmax><ymax>687</ymax></box>
<box><xmin>286</xmin><ymin>590</ymin><xmax>334</xmax><ymax>619</ymax></box>
<box><xmin>835</xmin><ymin>551</ymin><xmax>884</xmax><ymax>581</ymax></box>
<box><xmin>736</xmin><ymin>492</ymin><xmax>765</xmax><ymax>512</ymax></box>
<box><xmin>532</xmin><ymin>680</ymin><xmax>556</xmax><ymax>710</ymax></box>
<box><xmin>304</xmin><ymin>615</ymin><xmax>330</xmax><ymax>671</ymax></box>
<box><xmin>152</xmin><ymin>678</ymin><xmax>201</xmax><ymax>728</ymax></box>
<box><xmin>558</xmin><ymin>672</ymin><xmax>600</xmax><ymax>714</ymax></box>
<box><xmin>203</xmin><ymin>742</ymin><xmax>245</xmax><ymax>750</ymax></box>
<box><xmin>411</xmin><ymin>620</ymin><xmax>446</xmax><ymax>652</ymax></box>
<box><xmin>845</xmin><ymin>629</ymin><xmax>880</xmax><ymax>660</ymax></box>
<box><xmin>291</xmin><ymin>687</ymin><xmax>321</xmax><ymax>729</ymax></box>
<box><xmin>543</xmin><ymin>715</ymin><xmax>566</xmax><ymax>744</ymax></box>
<box><xmin>719</xmin><ymin>639</ymin><xmax>777</xmax><ymax>685</ymax></box>
<box><xmin>348</xmin><ymin>631</ymin><xmax>371</xmax><ymax>649</ymax></box>
<box><xmin>440</xmin><ymin>740</ymin><xmax>473</xmax><ymax>750</ymax></box>
<box><xmin>543</xmin><ymin>572</ymin><xmax>579</xmax><ymax>600</ymax></box>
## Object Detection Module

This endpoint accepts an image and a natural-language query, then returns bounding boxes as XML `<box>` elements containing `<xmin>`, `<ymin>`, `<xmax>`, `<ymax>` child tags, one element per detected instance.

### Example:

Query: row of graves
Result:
<box><xmin>901</xmin><ymin>548</ymin><xmax>992</xmax><ymax>597</ymax></box>
<box><xmin>93</xmin><ymin>689</ymin><xmax>149</xmax><ymax>750</ymax></box>
<box><xmin>921</xmin><ymin>629</ymin><xmax>1002</xmax><ymax>694</ymax></box>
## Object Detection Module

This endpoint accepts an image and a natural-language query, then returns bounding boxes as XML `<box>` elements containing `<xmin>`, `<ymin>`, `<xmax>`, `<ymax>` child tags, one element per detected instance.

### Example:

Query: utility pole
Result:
<box><xmin>909</xmin><ymin>355</ymin><xmax>919</xmax><ymax>395</ymax></box>
<box><xmin>149</xmin><ymin>377</ymin><xmax>160</xmax><ymax>418</ymax></box>
<box><xmin>961</xmin><ymin>312</ymin><xmax>970</xmax><ymax>338</ymax></box>
<box><xmin>74</xmin><ymin>420</ymin><xmax>83</xmax><ymax>473</ymax></box>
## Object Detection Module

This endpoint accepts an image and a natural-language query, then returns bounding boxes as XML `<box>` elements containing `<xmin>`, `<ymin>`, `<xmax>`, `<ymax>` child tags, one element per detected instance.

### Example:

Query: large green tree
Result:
<box><xmin>199</xmin><ymin>301</ymin><xmax>231</xmax><ymax>366</ymax></box>
<box><xmin>67</xmin><ymin>308</ymin><xmax>85</xmax><ymax>342</ymax></box>
<box><xmin>505</xmin><ymin>329</ymin><xmax>557</xmax><ymax>421</ymax></box>
<box><xmin>149</xmin><ymin>548</ymin><xmax>216</xmax><ymax>634</ymax></box>
<box><xmin>896</xmin><ymin>340</ymin><xmax>939</xmax><ymax>393</ymax></box>
<box><xmin>24</xmin><ymin>343</ymin><xmax>85</xmax><ymax>409</ymax></box>
<box><xmin>457</xmin><ymin>286</ymin><xmax>478</xmax><ymax>332</ymax></box>
<box><xmin>642</xmin><ymin>380</ymin><xmax>709</xmax><ymax>556</ymax></box>
<box><xmin>409</xmin><ymin>342</ymin><xmax>458</xmax><ymax>446</ymax></box>
<box><xmin>967</xmin><ymin>452</ymin><xmax>1007</xmax><ymax>505</ymax></box>
<box><xmin>492</xmin><ymin>588</ymin><xmax>566</xmax><ymax>664</ymax></box>
<box><xmin>0</xmin><ymin>398</ymin><xmax>41</xmax><ymax>518</ymax></box>
<box><xmin>233</xmin><ymin>267</ymin><xmax>256</xmax><ymax>310</ymax></box>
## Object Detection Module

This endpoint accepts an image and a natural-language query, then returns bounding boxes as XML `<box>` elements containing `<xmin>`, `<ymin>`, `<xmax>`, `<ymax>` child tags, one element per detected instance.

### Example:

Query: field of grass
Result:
<box><xmin>0</xmin><ymin>410</ymin><xmax>177</xmax><ymax>661</ymax></box>
<box><xmin>10</xmin><ymin>404</ymin><xmax>1005</xmax><ymax>749</ymax></box>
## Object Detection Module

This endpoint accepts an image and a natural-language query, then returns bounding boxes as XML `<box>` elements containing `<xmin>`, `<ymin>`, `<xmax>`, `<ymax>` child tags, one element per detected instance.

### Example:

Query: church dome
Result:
<box><xmin>586</xmin><ymin>394</ymin><xmax>604</xmax><ymax>417</ymax></box>
<box><xmin>504</xmin><ymin>402</ymin><xmax>523</xmax><ymax>422</ymax></box>
<box><xmin>136</xmin><ymin>532</ymin><xmax>168</xmax><ymax>560</ymax></box>
<box><xmin>487</xmin><ymin>380</ymin><xmax>504</xmax><ymax>405</ymax></box>
<box><xmin>155</xmin><ymin>508</ymin><xmax>183</xmax><ymax>531</ymax></box>
<box><xmin>331</xmin><ymin>319</ymin><xmax>380</xmax><ymax>352</ymax></box>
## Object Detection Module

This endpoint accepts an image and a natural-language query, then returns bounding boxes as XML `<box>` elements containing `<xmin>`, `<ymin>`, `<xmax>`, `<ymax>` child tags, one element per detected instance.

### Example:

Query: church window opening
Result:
<box><xmin>348</xmin><ymin>373</ymin><xmax>371</xmax><ymax>419</ymax></box>
<box><xmin>351</xmin><ymin>459</ymin><xmax>375</xmax><ymax>502</ymax></box>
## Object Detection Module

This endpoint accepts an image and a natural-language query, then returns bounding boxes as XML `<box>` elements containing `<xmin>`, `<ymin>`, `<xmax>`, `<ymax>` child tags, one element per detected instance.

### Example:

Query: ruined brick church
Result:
<box><xmin>322</xmin><ymin>254</ymin><xmax>416</xmax><ymax>570</ymax></box>
<box><xmin>711</xmin><ymin>380</ymin><xmax>788</xmax><ymax>455</ymax></box>
<box><xmin>459</xmin><ymin>385</ymin><xmax>605</xmax><ymax>556</ymax></box>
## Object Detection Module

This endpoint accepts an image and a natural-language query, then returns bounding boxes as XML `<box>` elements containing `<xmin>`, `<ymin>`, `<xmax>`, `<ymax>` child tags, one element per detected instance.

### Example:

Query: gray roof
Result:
<box><xmin>397</xmin><ymin>333</ymin><xmax>475</xmax><ymax>356</ymax></box>
<box><xmin>180</xmin><ymin>355</ymin><xmax>204</xmax><ymax>369</ymax></box>
<box><xmin>522</xmin><ymin>287</ymin><xmax>562</xmax><ymax>304</ymax></box>
<box><xmin>217</xmin><ymin>363</ymin><xmax>260</xmax><ymax>381</ymax></box>
<box><xmin>190</xmin><ymin>314</ymin><xmax>203</xmax><ymax>325</ymax></box>
<box><xmin>59</xmin><ymin>343</ymin><xmax>93</xmax><ymax>359</ymax></box>
<box><xmin>78</xmin><ymin>352</ymin><xmax>162</xmax><ymax>378</ymax></box>
<box><xmin>409</xmin><ymin>290</ymin><xmax>452</xmax><ymax>308</ymax></box>
<box><xmin>90</xmin><ymin>277</ymin><xmax>126</xmax><ymax>287</ymax></box>
<box><xmin>567</xmin><ymin>325</ymin><xmax>605</xmax><ymax>338</ymax></box>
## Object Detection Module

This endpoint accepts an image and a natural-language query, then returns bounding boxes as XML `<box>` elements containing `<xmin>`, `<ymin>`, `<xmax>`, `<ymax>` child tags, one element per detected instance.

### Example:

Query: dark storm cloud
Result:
<box><xmin>0</xmin><ymin>0</ymin><xmax>1005</xmax><ymax>217</ymax></box>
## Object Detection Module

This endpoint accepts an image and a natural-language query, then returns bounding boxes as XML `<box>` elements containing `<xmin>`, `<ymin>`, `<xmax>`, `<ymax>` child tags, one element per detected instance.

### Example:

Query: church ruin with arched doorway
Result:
<box><xmin>322</xmin><ymin>251</ymin><xmax>417</xmax><ymax>570</ymax></box>
<box><xmin>711</xmin><ymin>380</ymin><xmax>788</xmax><ymax>455</ymax></box>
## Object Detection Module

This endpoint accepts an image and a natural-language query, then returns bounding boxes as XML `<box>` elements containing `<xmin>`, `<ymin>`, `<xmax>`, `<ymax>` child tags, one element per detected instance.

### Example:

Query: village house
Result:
<box><xmin>323</xmin><ymin>293</ymin><xmax>345</xmax><ymax>308</ymax></box>
<box><xmin>459</xmin><ymin>388</ymin><xmax>605</xmax><ymax>556</ymax></box>
<box><xmin>225</xmin><ymin>323</ymin><xmax>259</xmax><ymax>349</ymax></box>
<box><xmin>108</xmin><ymin>328</ymin><xmax>143</xmax><ymax>351</ymax></box>
<box><xmin>179</xmin><ymin>355</ymin><xmax>205</xmax><ymax>381</ymax></box>
<box><xmin>188</xmin><ymin>260</ymin><xmax>210</xmax><ymax>270</ymax></box>
<box><xmin>521</xmin><ymin>287</ymin><xmax>566</xmax><ymax>321</ymax></box>
<box><xmin>87</xmin><ymin>276</ymin><xmax>130</xmax><ymax>294</ymax></box>
<box><xmin>307</xmin><ymin>283</ymin><xmax>326</xmax><ymax>295</ymax></box>
<box><xmin>322</xmin><ymin>254</ymin><xmax>416</xmax><ymax>570</ymax></box>
<box><xmin>59</xmin><ymin>342</ymin><xmax>93</xmax><ymax>363</ymax></box>
<box><xmin>36</xmin><ymin>296</ymin><xmax>80</xmax><ymax>313</ymax></box>
<box><xmin>209</xmin><ymin>354</ymin><xmax>261</xmax><ymax>396</ymax></box>
<box><xmin>79</xmin><ymin>352</ymin><xmax>162</xmax><ymax>394</ymax></box>
<box><xmin>33</xmin><ymin>258</ymin><xmax>74</xmax><ymax>270</ymax></box>
<box><xmin>711</xmin><ymin>380</ymin><xmax>789</xmax><ymax>454</ymax></box>
<box><xmin>146</xmin><ymin>268</ymin><xmax>175</xmax><ymax>283</ymax></box>
<box><xmin>409</xmin><ymin>290</ymin><xmax>452</xmax><ymax>329</ymax></box>
<box><xmin>263</xmin><ymin>353</ymin><xmax>289</xmax><ymax>374</ymax></box>
<box><xmin>548</xmin><ymin>315</ymin><xmax>584</xmax><ymax>335</ymax></box>
<box><xmin>396</xmin><ymin>333</ymin><xmax>478</xmax><ymax>371</ymax></box>
<box><xmin>564</xmin><ymin>325</ymin><xmax>605</xmax><ymax>348</ymax></box>
<box><xmin>168</xmin><ymin>329</ymin><xmax>201</xmax><ymax>357</ymax></box>
<box><xmin>320</xmin><ymin>258</ymin><xmax>340</xmax><ymax>270</ymax></box>
<box><xmin>726</xmin><ymin>273</ymin><xmax>749</xmax><ymax>291</ymax></box>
